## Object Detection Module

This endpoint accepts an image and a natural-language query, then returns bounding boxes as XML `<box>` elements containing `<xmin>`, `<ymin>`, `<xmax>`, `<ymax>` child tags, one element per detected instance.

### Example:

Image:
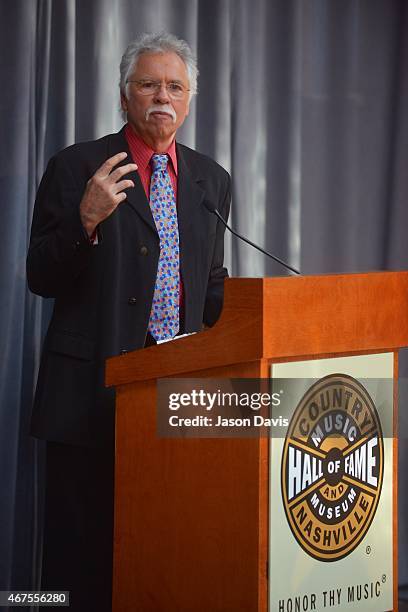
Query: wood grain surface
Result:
<box><xmin>107</xmin><ymin>272</ymin><xmax>408</xmax><ymax>387</ymax></box>
<box><xmin>113</xmin><ymin>361</ymin><xmax>267</xmax><ymax>612</ymax></box>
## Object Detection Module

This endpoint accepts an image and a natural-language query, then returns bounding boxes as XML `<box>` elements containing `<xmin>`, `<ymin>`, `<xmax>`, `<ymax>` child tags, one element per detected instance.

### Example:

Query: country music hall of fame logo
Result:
<box><xmin>281</xmin><ymin>374</ymin><xmax>384</xmax><ymax>562</ymax></box>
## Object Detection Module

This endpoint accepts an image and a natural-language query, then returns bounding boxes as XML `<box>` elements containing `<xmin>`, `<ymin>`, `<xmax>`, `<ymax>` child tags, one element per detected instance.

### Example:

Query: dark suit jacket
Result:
<box><xmin>27</xmin><ymin>128</ymin><xmax>231</xmax><ymax>447</ymax></box>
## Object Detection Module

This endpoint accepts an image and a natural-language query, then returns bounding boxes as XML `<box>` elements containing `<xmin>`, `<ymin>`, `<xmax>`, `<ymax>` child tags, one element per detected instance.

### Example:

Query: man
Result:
<box><xmin>27</xmin><ymin>32</ymin><xmax>230</xmax><ymax>611</ymax></box>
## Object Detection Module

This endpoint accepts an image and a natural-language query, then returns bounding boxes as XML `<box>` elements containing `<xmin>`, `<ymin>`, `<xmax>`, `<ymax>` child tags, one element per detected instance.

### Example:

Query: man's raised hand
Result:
<box><xmin>80</xmin><ymin>152</ymin><xmax>137</xmax><ymax>236</ymax></box>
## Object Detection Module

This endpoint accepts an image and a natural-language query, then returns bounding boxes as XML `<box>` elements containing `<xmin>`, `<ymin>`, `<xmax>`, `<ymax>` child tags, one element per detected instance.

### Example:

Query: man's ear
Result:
<box><xmin>120</xmin><ymin>92</ymin><xmax>128</xmax><ymax>113</ymax></box>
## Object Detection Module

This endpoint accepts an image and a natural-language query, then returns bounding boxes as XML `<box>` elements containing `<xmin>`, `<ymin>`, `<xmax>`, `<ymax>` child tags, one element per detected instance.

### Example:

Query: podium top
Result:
<box><xmin>106</xmin><ymin>271</ymin><xmax>408</xmax><ymax>387</ymax></box>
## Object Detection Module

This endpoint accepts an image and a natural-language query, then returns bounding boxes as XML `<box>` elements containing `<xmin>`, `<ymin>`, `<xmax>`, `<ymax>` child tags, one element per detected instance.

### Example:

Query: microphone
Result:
<box><xmin>203</xmin><ymin>200</ymin><xmax>300</xmax><ymax>275</ymax></box>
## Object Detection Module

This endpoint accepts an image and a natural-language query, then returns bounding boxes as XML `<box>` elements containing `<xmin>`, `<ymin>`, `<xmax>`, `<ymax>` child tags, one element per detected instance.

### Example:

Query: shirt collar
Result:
<box><xmin>124</xmin><ymin>123</ymin><xmax>178</xmax><ymax>175</ymax></box>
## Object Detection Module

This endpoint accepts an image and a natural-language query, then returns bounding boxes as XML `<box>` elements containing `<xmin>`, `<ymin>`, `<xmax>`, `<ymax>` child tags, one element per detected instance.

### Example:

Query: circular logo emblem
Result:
<box><xmin>281</xmin><ymin>374</ymin><xmax>384</xmax><ymax>562</ymax></box>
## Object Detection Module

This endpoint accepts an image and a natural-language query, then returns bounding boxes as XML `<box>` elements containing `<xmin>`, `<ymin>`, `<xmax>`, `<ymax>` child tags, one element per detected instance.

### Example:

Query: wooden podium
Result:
<box><xmin>106</xmin><ymin>272</ymin><xmax>408</xmax><ymax>612</ymax></box>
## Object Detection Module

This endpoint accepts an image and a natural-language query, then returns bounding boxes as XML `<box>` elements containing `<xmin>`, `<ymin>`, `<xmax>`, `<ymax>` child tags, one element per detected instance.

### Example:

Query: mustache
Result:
<box><xmin>145</xmin><ymin>104</ymin><xmax>177</xmax><ymax>123</ymax></box>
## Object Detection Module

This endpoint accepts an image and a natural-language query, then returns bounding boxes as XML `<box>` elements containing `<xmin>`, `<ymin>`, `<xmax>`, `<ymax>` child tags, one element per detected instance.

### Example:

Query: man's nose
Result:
<box><xmin>154</xmin><ymin>83</ymin><xmax>170</xmax><ymax>103</ymax></box>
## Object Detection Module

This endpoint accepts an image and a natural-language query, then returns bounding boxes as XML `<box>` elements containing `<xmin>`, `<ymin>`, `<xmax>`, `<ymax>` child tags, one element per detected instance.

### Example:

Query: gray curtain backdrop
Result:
<box><xmin>1</xmin><ymin>0</ymin><xmax>408</xmax><ymax>602</ymax></box>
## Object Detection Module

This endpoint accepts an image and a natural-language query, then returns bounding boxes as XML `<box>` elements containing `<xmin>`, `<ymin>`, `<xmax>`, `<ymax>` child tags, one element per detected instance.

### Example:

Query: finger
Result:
<box><xmin>109</xmin><ymin>163</ymin><xmax>138</xmax><ymax>183</ymax></box>
<box><xmin>113</xmin><ymin>179</ymin><xmax>134</xmax><ymax>194</ymax></box>
<box><xmin>95</xmin><ymin>152</ymin><xmax>129</xmax><ymax>177</ymax></box>
<box><xmin>113</xmin><ymin>191</ymin><xmax>128</xmax><ymax>205</ymax></box>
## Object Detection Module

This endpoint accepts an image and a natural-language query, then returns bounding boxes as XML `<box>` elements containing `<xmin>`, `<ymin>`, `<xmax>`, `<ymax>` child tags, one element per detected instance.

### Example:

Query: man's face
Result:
<box><xmin>121</xmin><ymin>51</ymin><xmax>191</xmax><ymax>149</ymax></box>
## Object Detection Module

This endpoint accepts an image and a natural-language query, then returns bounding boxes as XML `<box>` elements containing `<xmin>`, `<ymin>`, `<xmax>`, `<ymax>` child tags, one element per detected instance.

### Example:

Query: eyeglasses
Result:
<box><xmin>126</xmin><ymin>79</ymin><xmax>190</xmax><ymax>99</ymax></box>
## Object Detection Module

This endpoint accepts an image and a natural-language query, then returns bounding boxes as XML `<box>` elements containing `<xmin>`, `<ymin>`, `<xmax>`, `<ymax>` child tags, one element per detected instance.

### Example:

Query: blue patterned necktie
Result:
<box><xmin>148</xmin><ymin>154</ymin><xmax>180</xmax><ymax>341</ymax></box>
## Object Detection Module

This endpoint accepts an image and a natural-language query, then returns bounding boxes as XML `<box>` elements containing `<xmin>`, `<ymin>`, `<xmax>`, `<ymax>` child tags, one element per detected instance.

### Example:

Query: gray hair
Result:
<box><xmin>120</xmin><ymin>32</ymin><xmax>198</xmax><ymax>101</ymax></box>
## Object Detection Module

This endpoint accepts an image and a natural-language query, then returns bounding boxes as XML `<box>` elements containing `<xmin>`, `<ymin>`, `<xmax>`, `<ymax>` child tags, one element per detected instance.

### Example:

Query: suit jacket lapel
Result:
<box><xmin>176</xmin><ymin>143</ymin><xmax>206</xmax><ymax>231</ymax></box>
<box><xmin>107</xmin><ymin>129</ymin><xmax>157</xmax><ymax>234</ymax></box>
<box><xmin>176</xmin><ymin>144</ymin><xmax>206</xmax><ymax>294</ymax></box>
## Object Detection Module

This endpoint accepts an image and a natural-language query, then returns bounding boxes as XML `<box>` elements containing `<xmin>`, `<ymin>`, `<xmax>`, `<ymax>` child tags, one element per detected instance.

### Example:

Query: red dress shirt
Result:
<box><xmin>125</xmin><ymin>123</ymin><xmax>178</xmax><ymax>198</ymax></box>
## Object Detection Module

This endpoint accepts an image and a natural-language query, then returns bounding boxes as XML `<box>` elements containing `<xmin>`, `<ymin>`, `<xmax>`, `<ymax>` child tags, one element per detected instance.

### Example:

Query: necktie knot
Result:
<box><xmin>151</xmin><ymin>154</ymin><xmax>168</xmax><ymax>172</ymax></box>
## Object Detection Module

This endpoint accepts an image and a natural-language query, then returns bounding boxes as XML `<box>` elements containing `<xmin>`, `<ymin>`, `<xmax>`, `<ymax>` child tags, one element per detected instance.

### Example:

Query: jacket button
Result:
<box><xmin>140</xmin><ymin>246</ymin><xmax>148</xmax><ymax>256</ymax></box>
<box><xmin>128</xmin><ymin>297</ymin><xmax>137</xmax><ymax>305</ymax></box>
